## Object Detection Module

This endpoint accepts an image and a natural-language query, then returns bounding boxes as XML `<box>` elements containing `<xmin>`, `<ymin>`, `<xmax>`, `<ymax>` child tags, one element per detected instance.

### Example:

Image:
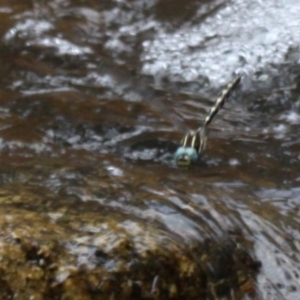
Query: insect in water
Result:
<box><xmin>174</xmin><ymin>76</ymin><xmax>242</xmax><ymax>166</ymax></box>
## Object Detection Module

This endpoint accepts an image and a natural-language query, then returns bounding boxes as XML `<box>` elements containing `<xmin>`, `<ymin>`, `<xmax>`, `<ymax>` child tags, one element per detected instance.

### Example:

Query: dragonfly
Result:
<box><xmin>174</xmin><ymin>76</ymin><xmax>242</xmax><ymax>166</ymax></box>
<box><xmin>93</xmin><ymin>55</ymin><xmax>242</xmax><ymax>165</ymax></box>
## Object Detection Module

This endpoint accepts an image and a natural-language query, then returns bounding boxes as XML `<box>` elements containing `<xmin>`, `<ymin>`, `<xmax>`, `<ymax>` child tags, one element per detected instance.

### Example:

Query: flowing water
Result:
<box><xmin>0</xmin><ymin>0</ymin><xmax>300</xmax><ymax>299</ymax></box>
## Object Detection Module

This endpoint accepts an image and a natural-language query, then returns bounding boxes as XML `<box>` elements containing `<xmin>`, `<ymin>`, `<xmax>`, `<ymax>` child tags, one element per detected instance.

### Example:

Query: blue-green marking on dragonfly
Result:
<box><xmin>175</xmin><ymin>76</ymin><xmax>242</xmax><ymax>166</ymax></box>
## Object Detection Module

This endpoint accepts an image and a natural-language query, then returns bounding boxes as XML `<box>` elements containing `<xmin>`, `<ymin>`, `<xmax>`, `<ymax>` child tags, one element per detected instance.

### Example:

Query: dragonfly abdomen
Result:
<box><xmin>203</xmin><ymin>76</ymin><xmax>242</xmax><ymax>127</ymax></box>
<box><xmin>175</xmin><ymin>75</ymin><xmax>242</xmax><ymax>166</ymax></box>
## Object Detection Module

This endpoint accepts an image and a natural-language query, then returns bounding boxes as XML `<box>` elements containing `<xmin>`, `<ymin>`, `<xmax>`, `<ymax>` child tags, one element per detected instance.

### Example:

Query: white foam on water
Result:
<box><xmin>141</xmin><ymin>0</ymin><xmax>300</xmax><ymax>85</ymax></box>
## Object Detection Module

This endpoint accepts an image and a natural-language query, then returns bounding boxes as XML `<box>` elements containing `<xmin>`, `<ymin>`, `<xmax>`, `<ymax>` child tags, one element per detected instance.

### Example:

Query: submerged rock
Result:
<box><xmin>0</xmin><ymin>188</ymin><xmax>260</xmax><ymax>300</ymax></box>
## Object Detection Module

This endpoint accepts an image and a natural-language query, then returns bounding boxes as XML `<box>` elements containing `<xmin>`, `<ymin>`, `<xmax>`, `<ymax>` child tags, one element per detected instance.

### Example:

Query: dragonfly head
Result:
<box><xmin>174</xmin><ymin>146</ymin><xmax>199</xmax><ymax>166</ymax></box>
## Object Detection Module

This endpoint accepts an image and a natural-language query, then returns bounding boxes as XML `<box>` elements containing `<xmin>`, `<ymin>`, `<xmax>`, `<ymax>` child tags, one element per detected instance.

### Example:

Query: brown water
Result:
<box><xmin>0</xmin><ymin>0</ymin><xmax>300</xmax><ymax>299</ymax></box>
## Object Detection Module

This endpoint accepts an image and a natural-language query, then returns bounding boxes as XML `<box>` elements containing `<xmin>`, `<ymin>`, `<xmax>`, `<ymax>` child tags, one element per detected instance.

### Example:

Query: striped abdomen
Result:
<box><xmin>175</xmin><ymin>75</ymin><xmax>242</xmax><ymax>165</ymax></box>
<box><xmin>203</xmin><ymin>76</ymin><xmax>241</xmax><ymax>127</ymax></box>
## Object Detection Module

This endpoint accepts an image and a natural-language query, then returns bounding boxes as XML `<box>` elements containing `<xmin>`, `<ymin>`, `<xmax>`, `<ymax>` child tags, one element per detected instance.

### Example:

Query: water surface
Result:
<box><xmin>0</xmin><ymin>0</ymin><xmax>299</xmax><ymax>299</ymax></box>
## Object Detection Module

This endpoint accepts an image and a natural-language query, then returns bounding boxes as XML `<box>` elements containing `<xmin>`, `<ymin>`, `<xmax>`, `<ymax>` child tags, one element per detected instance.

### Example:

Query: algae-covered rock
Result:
<box><xmin>0</xmin><ymin>187</ymin><xmax>260</xmax><ymax>300</ymax></box>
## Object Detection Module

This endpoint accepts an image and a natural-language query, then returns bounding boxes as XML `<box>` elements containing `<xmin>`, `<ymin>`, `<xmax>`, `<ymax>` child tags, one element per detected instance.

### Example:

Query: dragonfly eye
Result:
<box><xmin>174</xmin><ymin>147</ymin><xmax>199</xmax><ymax>166</ymax></box>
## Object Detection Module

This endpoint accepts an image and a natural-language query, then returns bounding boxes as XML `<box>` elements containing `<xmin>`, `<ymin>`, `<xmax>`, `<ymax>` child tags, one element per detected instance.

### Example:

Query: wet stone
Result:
<box><xmin>0</xmin><ymin>188</ymin><xmax>260</xmax><ymax>300</ymax></box>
